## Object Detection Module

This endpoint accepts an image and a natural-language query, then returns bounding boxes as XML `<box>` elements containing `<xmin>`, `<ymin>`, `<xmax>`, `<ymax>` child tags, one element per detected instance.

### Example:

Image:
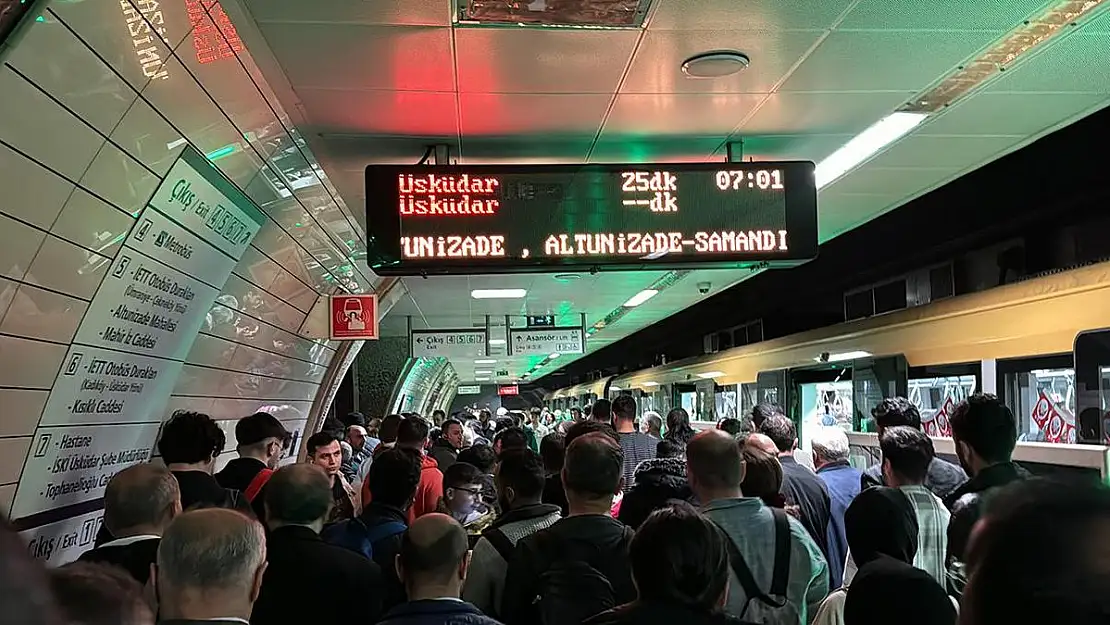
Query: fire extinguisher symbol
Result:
<box><xmin>338</xmin><ymin>298</ymin><xmax>365</xmax><ymax>331</ymax></box>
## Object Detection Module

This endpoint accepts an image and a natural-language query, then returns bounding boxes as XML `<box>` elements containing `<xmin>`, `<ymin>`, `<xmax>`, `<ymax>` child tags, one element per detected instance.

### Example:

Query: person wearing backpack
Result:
<box><xmin>501</xmin><ymin>430</ymin><xmax>635</xmax><ymax>625</ymax></box>
<box><xmin>462</xmin><ymin>448</ymin><xmax>562</xmax><ymax>618</ymax></box>
<box><xmin>323</xmin><ymin>447</ymin><xmax>423</xmax><ymax>612</ymax></box>
<box><xmin>687</xmin><ymin>430</ymin><xmax>829</xmax><ymax>625</ymax></box>
<box><xmin>215</xmin><ymin>412</ymin><xmax>290</xmax><ymax>523</ymax></box>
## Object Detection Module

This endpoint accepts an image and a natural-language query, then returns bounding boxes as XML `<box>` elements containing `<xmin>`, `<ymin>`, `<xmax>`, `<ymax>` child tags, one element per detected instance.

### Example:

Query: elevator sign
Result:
<box><xmin>329</xmin><ymin>294</ymin><xmax>379</xmax><ymax>340</ymax></box>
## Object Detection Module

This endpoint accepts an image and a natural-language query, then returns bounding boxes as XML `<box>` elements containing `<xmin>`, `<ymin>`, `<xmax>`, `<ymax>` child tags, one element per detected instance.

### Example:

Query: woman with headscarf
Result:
<box><xmin>844</xmin><ymin>557</ymin><xmax>956</xmax><ymax>625</ymax></box>
<box><xmin>811</xmin><ymin>486</ymin><xmax>919</xmax><ymax>625</ymax></box>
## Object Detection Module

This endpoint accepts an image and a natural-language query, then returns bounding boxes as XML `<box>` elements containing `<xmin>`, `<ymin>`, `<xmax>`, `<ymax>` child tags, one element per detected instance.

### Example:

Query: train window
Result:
<box><xmin>1072</xmin><ymin>328</ymin><xmax>1110</xmax><ymax>443</ymax></box>
<box><xmin>714</xmin><ymin>384</ymin><xmax>738</xmax><ymax>421</ymax></box>
<box><xmin>907</xmin><ymin>363</ymin><xmax>980</xmax><ymax>437</ymax></box>
<box><xmin>739</xmin><ymin>383</ymin><xmax>758</xmax><ymax>419</ymax></box>
<box><xmin>1000</xmin><ymin>355</ymin><xmax>1076</xmax><ymax>444</ymax></box>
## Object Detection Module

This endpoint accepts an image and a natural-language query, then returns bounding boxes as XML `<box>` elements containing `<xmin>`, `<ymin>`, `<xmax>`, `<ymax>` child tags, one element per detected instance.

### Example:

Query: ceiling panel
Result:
<box><xmin>864</xmin><ymin>135</ymin><xmax>1023</xmax><ymax>169</ymax></box>
<box><xmin>588</xmin><ymin>136</ymin><xmax>722</xmax><ymax>163</ymax></box>
<box><xmin>602</xmin><ymin>93</ymin><xmax>767</xmax><ymax>136</ymax></box>
<box><xmin>918</xmin><ymin>93</ymin><xmax>1108</xmax><ymax>136</ymax></box>
<box><xmin>780</xmin><ymin>31</ymin><xmax>1001</xmax><ymax>93</ymax></box>
<box><xmin>816</xmin><ymin>190</ymin><xmax>908</xmax><ymax>240</ymax></box>
<box><xmin>620</xmin><ymin>29</ymin><xmax>822</xmax><ymax>95</ymax></box>
<box><xmin>462</xmin><ymin>138</ymin><xmax>594</xmax><ymax>164</ymax></box>
<box><xmin>837</xmin><ymin>0</ymin><xmax>1053</xmax><ymax>31</ymax></box>
<box><xmin>295</xmin><ymin>88</ymin><xmax>459</xmax><ymax>136</ymax></box>
<box><xmin>260</xmin><ymin>24</ymin><xmax>455</xmax><ymax>91</ymax></box>
<box><xmin>716</xmin><ymin>134</ymin><xmax>855</xmax><ymax>163</ymax></box>
<box><xmin>455</xmin><ymin>29</ymin><xmax>641</xmax><ymax>94</ymax></box>
<box><xmin>649</xmin><ymin>0</ymin><xmax>855</xmax><ymax>31</ymax></box>
<box><xmin>247</xmin><ymin>0</ymin><xmax>450</xmax><ymax>26</ymax></box>
<box><xmin>984</xmin><ymin>33</ymin><xmax>1110</xmax><ymax>94</ymax></box>
<box><xmin>740</xmin><ymin>91</ymin><xmax>908</xmax><ymax>134</ymax></box>
<box><xmin>823</xmin><ymin>166</ymin><xmax>959</xmax><ymax>198</ymax></box>
<box><xmin>458</xmin><ymin>93</ymin><xmax>612</xmax><ymax>136</ymax></box>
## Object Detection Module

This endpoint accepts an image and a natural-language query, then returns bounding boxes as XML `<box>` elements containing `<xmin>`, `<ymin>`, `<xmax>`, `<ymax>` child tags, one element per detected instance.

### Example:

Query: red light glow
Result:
<box><xmin>185</xmin><ymin>0</ymin><xmax>244</xmax><ymax>65</ymax></box>
<box><xmin>398</xmin><ymin>174</ymin><xmax>502</xmax><ymax>216</ymax></box>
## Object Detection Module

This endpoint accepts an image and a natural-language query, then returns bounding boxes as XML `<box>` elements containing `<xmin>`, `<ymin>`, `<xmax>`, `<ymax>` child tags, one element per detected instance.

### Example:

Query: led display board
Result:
<box><xmin>365</xmin><ymin>161</ymin><xmax>817</xmax><ymax>275</ymax></box>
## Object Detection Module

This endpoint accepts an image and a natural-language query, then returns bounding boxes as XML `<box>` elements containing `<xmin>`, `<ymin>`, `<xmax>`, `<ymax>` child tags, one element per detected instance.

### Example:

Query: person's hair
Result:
<box><xmin>642</xmin><ymin>411</ymin><xmax>662</xmax><ymax>433</ymax></box>
<box><xmin>49</xmin><ymin>561</ymin><xmax>152</xmax><ymax>625</ymax></box>
<box><xmin>442</xmin><ymin>418</ymin><xmax>463</xmax><ymax>434</ymax></box>
<box><xmin>591</xmin><ymin>398</ymin><xmax>612</xmax><ymax>422</ymax></box>
<box><xmin>494</xmin><ymin>426</ymin><xmax>529</xmax><ymax>454</ymax></box>
<box><xmin>845</xmin><ymin>486</ymin><xmax>919</xmax><ymax>566</ymax></box>
<box><xmin>880</xmin><ymin>426</ymin><xmax>934</xmax><ymax>483</ymax></box>
<box><xmin>379</xmin><ymin>414</ymin><xmax>404</xmax><ymax>443</ymax></box>
<box><xmin>496</xmin><ymin>448</ymin><xmax>546</xmax><ymax>500</ymax></box>
<box><xmin>457</xmin><ymin>444</ymin><xmax>497</xmax><ymax>473</ymax></box>
<box><xmin>235</xmin><ymin>412</ymin><xmax>289</xmax><ymax>450</ymax></box>
<box><xmin>399</xmin><ymin>516</ymin><xmax>469</xmax><ymax>584</ymax></box>
<box><xmin>563</xmin><ymin>432</ymin><xmax>624</xmax><ymax>498</ymax></box>
<box><xmin>0</xmin><ymin>517</ymin><xmax>59</xmax><ymax>625</ymax></box>
<box><xmin>740</xmin><ymin>445</ymin><xmax>784</xmax><ymax>505</ymax></box>
<box><xmin>612</xmin><ymin>395</ymin><xmax>636</xmax><ymax>420</ymax></box>
<box><xmin>431</xmin><ymin>409</ymin><xmax>446</xmax><ymax>423</ymax></box>
<box><xmin>750</xmin><ymin>402</ymin><xmax>782</xmax><ymax>429</ymax></box>
<box><xmin>717</xmin><ymin>418</ymin><xmax>742</xmax><ymax>436</ymax></box>
<box><xmin>366</xmin><ymin>448</ymin><xmax>423</xmax><ymax>508</ymax></box>
<box><xmin>665</xmin><ymin>408</ymin><xmax>697</xmax><ymax>446</ymax></box>
<box><xmin>759</xmin><ymin>414</ymin><xmax>796</xmax><ymax>453</ymax></box>
<box><xmin>306</xmin><ymin>431</ymin><xmax>339</xmax><ymax>456</ymax></box>
<box><xmin>103</xmin><ymin>464</ymin><xmax>179</xmax><ymax>536</ymax></box>
<box><xmin>443</xmin><ymin>462</ymin><xmax>482</xmax><ymax>490</ymax></box>
<box><xmin>656</xmin><ymin>439</ymin><xmax>684</xmax><ymax>459</ymax></box>
<box><xmin>157</xmin><ymin>411</ymin><xmax>225</xmax><ymax>464</ymax></box>
<box><xmin>871</xmin><ymin>397</ymin><xmax>922</xmax><ymax>430</ymax></box>
<box><xmin>340</xmin><ymin>412</ymin><xmax>366</xmax><ymax>429</ymax></box>
<box><xmin>964</xmin><ymin>478</ymin><xmax>1110</xmax><ymax>625</ymax></box>
<box><xmin>264</xmin><ymin>464</ymin><xmax>333</xmax><ymax>526</ymax></box>
<box><xmin>539</xmin><ymin>432</ymin><xmax>565</xmax><ymax>473</ymax></box>
<box><xmin>565</xmin><ymin>419</ymin><xmax>620</xmax><ymax>448</ymax></box>
<box><xmin>630</xmin><ymin>503</ymin><xmax>730</xmax><ymax>610</ymax></box>
<box><xmin>811</xmin><ymin>426</ymin><xmax>850</xmax><ymax>463</ymax></box>
<box><xmin>686</xmin><ymin>431</ymin><xmax>743</xmax><ymax>491</ymax></box>
<box><xmin>949</xmin><ymin>393</ymin><xmax>1017</xmax><ymax>463</ymax></box>
<box><xmin>397</xmin><ymin>416</ymin><xmax>431</xmax><ymax>447</ymax></box>
<box><xmin>156</xmin><ymin>509</ymin><xmax>265</xmax><ymax>595</ymax></box>
<box><xmin>319</xmin><ymin>416</ymin><xmax>346</xmax><ymax>441</ymax></box>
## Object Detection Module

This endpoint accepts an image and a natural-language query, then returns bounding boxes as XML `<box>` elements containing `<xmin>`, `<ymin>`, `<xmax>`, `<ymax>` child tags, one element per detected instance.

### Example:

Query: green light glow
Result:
<box><xmin>205</xmin><ymin>144</ymin><xmax>238</xmax><ymax>161</ymax></box>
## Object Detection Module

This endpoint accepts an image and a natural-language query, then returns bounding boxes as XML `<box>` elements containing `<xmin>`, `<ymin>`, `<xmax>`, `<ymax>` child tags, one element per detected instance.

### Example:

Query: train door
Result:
<box><xmin>673</xmin><ymin>382</ymin><xmax>699</xmax><ymax>419</ymax></box>
<box><xmin>788</xmin><ymin>366</ymin><xmax>854</xmax><ymax>455</ymax></box>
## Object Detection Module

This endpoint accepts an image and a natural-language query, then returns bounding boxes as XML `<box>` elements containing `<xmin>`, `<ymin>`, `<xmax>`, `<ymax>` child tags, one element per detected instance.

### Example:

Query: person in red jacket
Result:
<box><xmin>364</xmin><ymin>416</ymin><xmax>443</xmax><ymax>523</ymax></box>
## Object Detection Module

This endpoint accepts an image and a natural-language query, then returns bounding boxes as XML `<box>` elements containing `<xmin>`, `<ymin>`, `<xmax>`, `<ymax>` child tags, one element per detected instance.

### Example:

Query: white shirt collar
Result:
<box><xmin>99</xmin><ymin>534</ymin><xmax>160</xmax><ymax>548</ymax></box>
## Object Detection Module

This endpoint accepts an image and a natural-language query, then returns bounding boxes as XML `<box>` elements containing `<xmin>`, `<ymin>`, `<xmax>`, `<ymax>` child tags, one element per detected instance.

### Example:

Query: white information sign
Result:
<box><xmin>22</xmin><ymin>509</ymin><xmax>104</xmax><ymax>567</ymax></box>
<box><xmin>411</xmin><ymin>330</ymin><xmax>488</xmax><ymax>358</ymax></box>
<box><xmin>12</xmin><ymin>147</ymin><xmax>266</xmax><ymax>524</ymax></box>
<box><xmin>457</xmin><ymin>385</ymin><xmax>482</xmax><ymax>395</ymax></box>
<box><xmin>510</xmin><ymin>327</ymin><xmax>585</xmax><ymax>356</ymax></box>
<box><xmin>12</xmin><ymin>422</ymin><xmax>161</xmax><ymax>518</ymax></box>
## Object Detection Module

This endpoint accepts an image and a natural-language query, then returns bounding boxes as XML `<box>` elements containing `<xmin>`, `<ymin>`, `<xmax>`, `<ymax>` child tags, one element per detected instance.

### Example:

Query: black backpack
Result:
<box><xmin>532</xmin><ymin>527</ymin><xmax>635</xmax><ymax>625</ymax></box>
<box><xmin>714</xmin><ymin>508</ymin><xmax>799</xmax><ymax>625</ymax></box>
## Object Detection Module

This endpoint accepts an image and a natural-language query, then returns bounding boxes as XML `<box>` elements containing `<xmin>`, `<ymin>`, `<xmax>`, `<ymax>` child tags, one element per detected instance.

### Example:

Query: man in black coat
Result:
<box><xmin>860</xmin><ymin>397</ymin><xmax>967</xmax><ymax>500</ymax></box>
<box><xmin>760</xmin><ymin>415</ymin><xmax>832</xmax><ymax>560</ymax></box>
<box><xmin>252</xmin><ymin>464</ymin><xmax>385</xmax><ymax>625</ymax></box>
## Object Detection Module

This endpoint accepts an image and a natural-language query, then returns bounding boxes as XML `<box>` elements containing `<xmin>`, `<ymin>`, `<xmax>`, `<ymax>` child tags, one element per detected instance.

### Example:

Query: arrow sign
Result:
<box><xmin>411</xmin><ymin>329</ymin><xmax>488</xmax><ymax>358</ymax></box>
<box><xmin>508</xmin><ymin>327</ymin><xmax>585</xmax><ymax>356</ymax></box>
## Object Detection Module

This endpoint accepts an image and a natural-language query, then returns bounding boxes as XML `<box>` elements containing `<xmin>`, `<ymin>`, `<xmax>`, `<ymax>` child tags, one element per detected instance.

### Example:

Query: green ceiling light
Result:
<box><xmin>205</xmin><ymin>144</ymin><xmax>238</xmax><ymax>162</ymax></box>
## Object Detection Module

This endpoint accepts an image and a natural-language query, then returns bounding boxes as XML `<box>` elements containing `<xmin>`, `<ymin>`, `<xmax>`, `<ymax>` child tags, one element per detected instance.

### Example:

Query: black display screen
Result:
<box><xmin>365</xmin><ymin>161</ymin><xmax>818</xmax><ymax>275</ymax></box>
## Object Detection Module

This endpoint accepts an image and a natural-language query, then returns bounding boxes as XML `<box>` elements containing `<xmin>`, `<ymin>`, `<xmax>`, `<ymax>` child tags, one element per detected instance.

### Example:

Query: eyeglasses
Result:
<box><xmin>452</xmin><ymin>486</ymin><xmax>482</xmax><ymax>496</ymax></box>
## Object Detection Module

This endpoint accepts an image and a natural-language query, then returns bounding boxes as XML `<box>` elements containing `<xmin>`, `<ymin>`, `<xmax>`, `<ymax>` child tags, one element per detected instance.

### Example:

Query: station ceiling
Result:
<box><xmin>229</xmin><ymin>0</ymin><xmax>1110</xmax><ymax>383</ymax></box>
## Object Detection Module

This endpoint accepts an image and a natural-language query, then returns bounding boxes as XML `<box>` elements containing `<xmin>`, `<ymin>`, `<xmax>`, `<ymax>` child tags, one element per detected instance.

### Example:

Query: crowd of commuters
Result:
<box><xmin>1</xmin><ymin>392</ymin><xmax>1105</xmax><ymax>625</ymax></box>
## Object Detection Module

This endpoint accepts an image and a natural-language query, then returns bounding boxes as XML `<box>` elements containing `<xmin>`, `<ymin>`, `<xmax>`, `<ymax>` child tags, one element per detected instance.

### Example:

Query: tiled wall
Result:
<box><xmin>0</xmin><ymin>0</ymin><xmax>374</xmax><ymax>531</ymax></box>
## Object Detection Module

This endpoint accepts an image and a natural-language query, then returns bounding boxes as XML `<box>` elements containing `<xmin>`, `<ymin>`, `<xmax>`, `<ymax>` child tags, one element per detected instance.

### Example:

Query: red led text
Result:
<box><xmin>398</xmin><ymin>174</ymin><xmax>502</xmax><ymax>217</ymax></box>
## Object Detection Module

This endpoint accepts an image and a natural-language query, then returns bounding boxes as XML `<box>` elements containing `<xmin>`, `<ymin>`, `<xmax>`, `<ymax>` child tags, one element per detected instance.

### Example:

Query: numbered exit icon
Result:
<box><xmin>64</xmin><ymin>353</ymin><xmax>83</xmax><ymax>376</ymax></box>
<box><xmin>135</xmin><ymin>219</ymin><xmax>153</xmax><ymax>241</ymax></box>
<box><xmin>34</xmin><ymin>433</ymin><xmax>52</xmax><ymax>458</ymax></box>
<box><xmin>112</xmin><ymin>256</ymin><xmax>130</xmax><ymax>279</ymax></box>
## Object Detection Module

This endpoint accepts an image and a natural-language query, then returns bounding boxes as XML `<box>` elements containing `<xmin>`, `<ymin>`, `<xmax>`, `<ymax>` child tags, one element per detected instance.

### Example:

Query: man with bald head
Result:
<box><xmin>251</xmin><ymin>464</ymin><xmax>384</xmax><ymax>625</ymax></box>
<box><xmin>745</xmin><ymin>432</ymin><xmax>780</xmax><ymax>456</ymax></box>
<box><xmin>687</xmin><ymin>429</ymin><xmax>829</xmax><ymax>624</ymax></box>
<box><xmin>80</xmin><ymin>464</ymin><xmax>181</xmax><ymax>583</ymax></box>
<box><xmin>378</xmin><ymin>513</ymin><xmax>501</xmax><ymax>625</ymax></box>
<box><xmin>153</xmin><ymin>508</ymin><xmax>267</xmax><ymax>624</ymax></box>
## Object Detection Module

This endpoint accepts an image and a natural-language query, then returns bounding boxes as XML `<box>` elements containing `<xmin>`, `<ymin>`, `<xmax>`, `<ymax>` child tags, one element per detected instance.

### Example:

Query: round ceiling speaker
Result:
<box><xmin>681</xmin><ymin>51</ymin><xmax>751</xmax><ymax>78</ymax></box>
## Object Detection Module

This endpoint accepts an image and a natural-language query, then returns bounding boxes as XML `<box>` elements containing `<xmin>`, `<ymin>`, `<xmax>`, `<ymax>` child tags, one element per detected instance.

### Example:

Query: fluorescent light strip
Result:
<box><xmin>815</xmin><ymin>112</ymin><xmax>927</xmax><ymax>189</ymax></box>
<box><xmin>623</xmin><ymin>289</ymin><xmax>659</xmax><ymax>307</ymax></box>
<box><xmin>474</xmin><ymin>370</ymin><xmax>492</xmax><ymax>375</ymax></box>
<box><xmin>697</xmin><ymin>371</ymin><xmax>725</xmax><ymax>379</ymax></box>
<box><xmin>471</xmin><ymin>289</ymin><xmax>527</xmax><ymax>299</ymax></box>
<box><xmin>548</xmin><ymin>353</ymin><xmax>561</xmax><ymax>359</ymax></box>
<box><xmin>489</xmin><ymin>338</ymin><xmax>506</xmax><ymax>345</ymax></box>
<box><xmin>641</xmin><ymin>381</ymin><xmax>659</xmax><ymax>387</ymax></box>
<box><xmin>815</xmin><ymin>350</ymin><xmax>873</xmax><ymax>363</ymax></box>
<box><xmin>474</xmin><ymin>359</ymin><xmax>497</xmax><ymax>364</ymax></box>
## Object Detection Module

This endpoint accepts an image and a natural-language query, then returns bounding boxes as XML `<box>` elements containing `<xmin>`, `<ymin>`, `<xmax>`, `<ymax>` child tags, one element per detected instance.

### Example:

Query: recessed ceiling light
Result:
<box><xmin>471</xmin><ymin>289</ymin><xmax>527</xmax><ymax>299</ymax></box>
<box><xmin>681</xmin><ymin>51</ymin><xmax>750</xmax><ymax>78</ymax></box>
<box><xmin>623</xmin><ymin>289</ymin><xmax>659</xmax><ymax>307</ymax></box>
<box><xmin>475</xmin><ymin>359</ymin><xmax>497</xmax><ymax>364</ymax></box>
<box><xmin>548</xmin><ymin>353</ymin><xmax>561</xmax><ymax>359</ymax></box>
<box><xmin>489</xmin><ymin>338</ymin><xmax>507</xmax><ymax>346</ymax></box>
<box><xmin>475</xmin><ymin>377</ymin><xmax>490</xmax><ymax>382</ymax></box>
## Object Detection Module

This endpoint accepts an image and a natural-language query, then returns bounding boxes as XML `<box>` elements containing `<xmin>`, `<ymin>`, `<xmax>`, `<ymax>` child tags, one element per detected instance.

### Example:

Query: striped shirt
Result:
<box><xmin>619</xmin><ymin>431</ymin><xmax>658</xmax><ymax>492</ymax></box>
<box><xmin>900</xmin><ymin>484</ymin><xmax>951</xmax><ymax>585</ymax></box>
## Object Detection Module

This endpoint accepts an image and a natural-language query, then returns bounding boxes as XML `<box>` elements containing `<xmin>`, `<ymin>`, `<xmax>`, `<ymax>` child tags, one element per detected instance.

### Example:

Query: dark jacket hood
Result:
<box><xmin>633</xmin><ymin>457</ymin><xmax>687</xmax><ymax>487</ymax></box>
<box><xmin>546</xmin><ymin>513</ymin><xmax>631</xmax><ymax>551</ymax></box>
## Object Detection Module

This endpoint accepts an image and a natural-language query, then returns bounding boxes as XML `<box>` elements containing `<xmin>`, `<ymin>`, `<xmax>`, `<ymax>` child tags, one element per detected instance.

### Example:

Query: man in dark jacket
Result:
<box><xmin>618</xmin><ymin>440</ymin><xmax>692</xmax><ymax>529</ymax></box>
<box><xmin>80</xmin><ymin>464</ymin><xmax>181</xmax><ymax>583</ymax></box>
<box><xmin>430</xmin><ymin>418</ymin><xmax>464</xmax><ymax>473</ymax></box>
<box><xmin>252</xmin><ymin>464</ymin><xmax>384</xmax><ymax>625</ymax></box>
<box><xmin>215</xmin><ymin>412</ymin><xmax>289</xmax><ymax>522</ymax></box>
<box><xmin>860</xmin><ymin>397</ymin><xmax>967</xmax><ymax>500</ymax></box>
<box><xmin>501</xmin><ymin>431</ymin><xmax>635</xmax><ymax>625</ymax></box>
<box><xmin>760</xmin><ymin>415</ymin><xmax>832</xmax><ymax>560</ymax></box>
<box><xmin>944</xmin><ymin>393</ymin><xmax>1028</xmax><ymax>595</ymax></box>
<box><xmin>378</xmin><ymin>513</ymin><xmax>501</xmax><ymax>625</ymax></box>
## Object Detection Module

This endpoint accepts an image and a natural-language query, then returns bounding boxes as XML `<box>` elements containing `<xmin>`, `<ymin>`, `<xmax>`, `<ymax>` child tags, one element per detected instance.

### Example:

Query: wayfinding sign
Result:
<box><xmin>410</xmin><ymin>329</ymin><xmax>488</xmax><ymax>358</ymax></box>
<box><xmin>12</xmin><ymin>146</ymin><xmax>266</xmax><ymax>522</ymax></box>
<box><xmin>509</xmin><ymin>327</ymin><xmax>585</xmax><ymax>356</ymax></box>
